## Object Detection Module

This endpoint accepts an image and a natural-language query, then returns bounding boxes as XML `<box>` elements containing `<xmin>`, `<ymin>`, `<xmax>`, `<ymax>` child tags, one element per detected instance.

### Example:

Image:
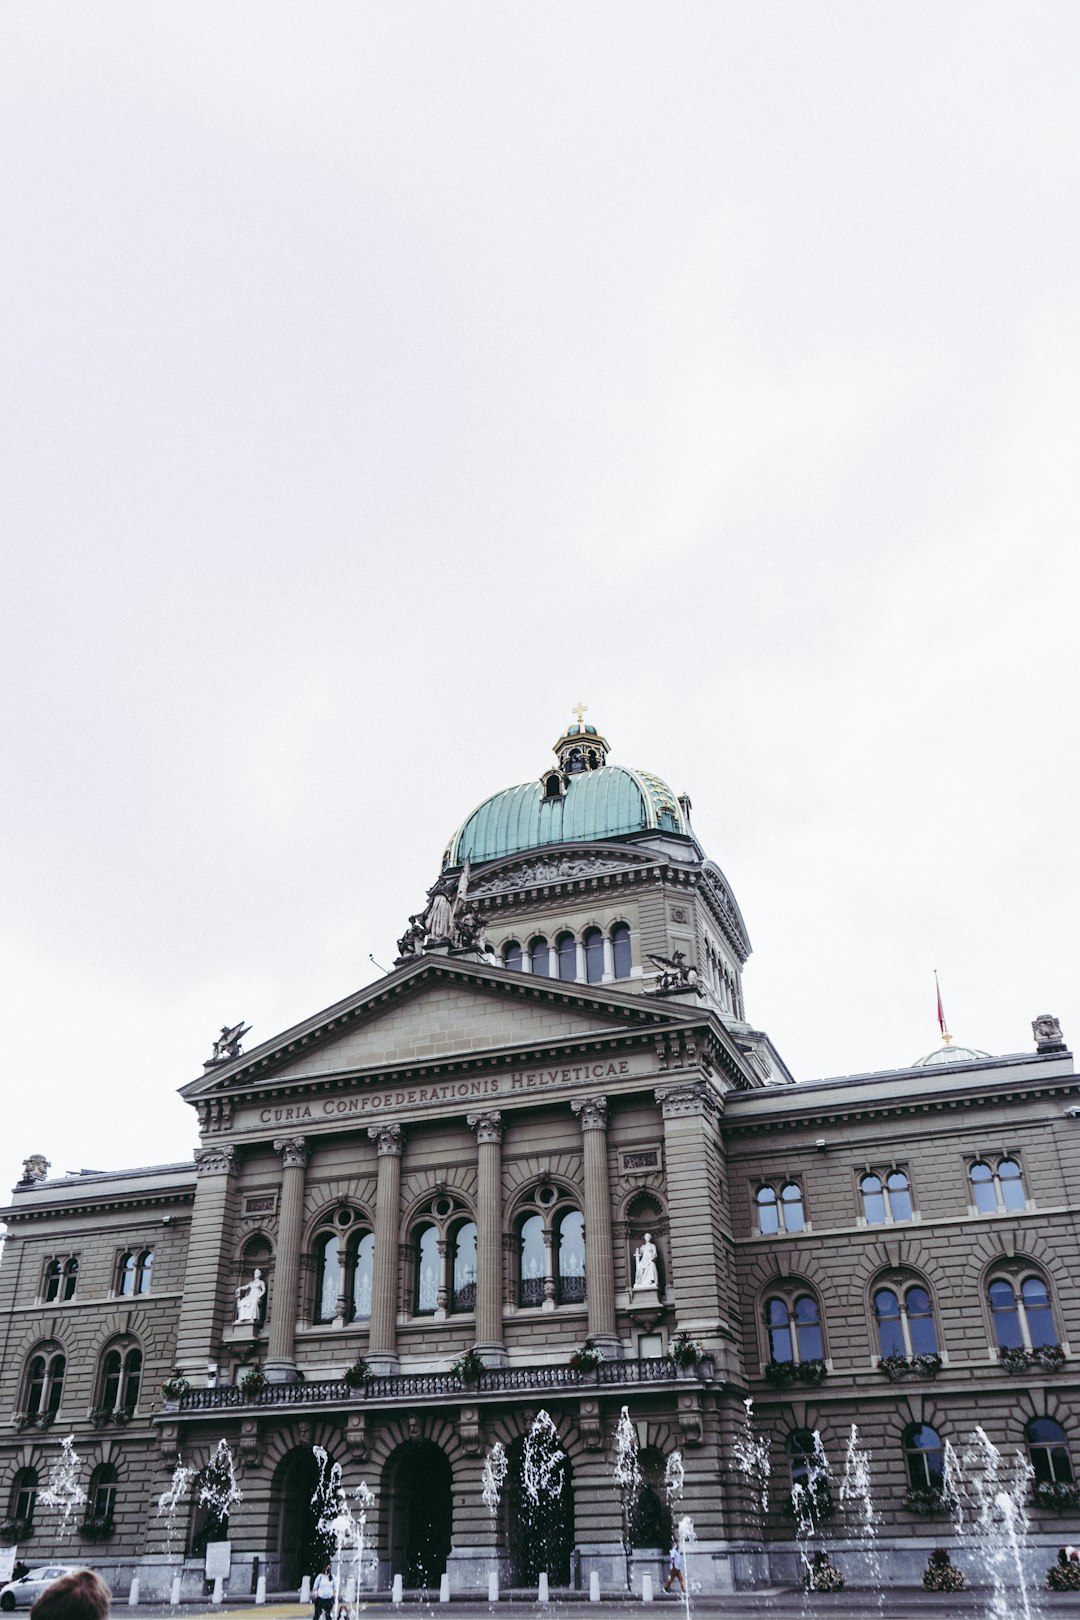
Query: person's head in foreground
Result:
<box><xmin>31</xmin><ymin>1570</ymin><xmax>111</xmax><ymax>1620</ymax></box>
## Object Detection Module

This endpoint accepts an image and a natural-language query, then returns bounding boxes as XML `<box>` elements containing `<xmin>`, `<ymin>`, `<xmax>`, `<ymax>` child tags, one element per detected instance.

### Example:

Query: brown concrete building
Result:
<box><xmin>1</xmin><ymin>718</ymin><xmax>1077</xmax><ymax>1594</ymax></box>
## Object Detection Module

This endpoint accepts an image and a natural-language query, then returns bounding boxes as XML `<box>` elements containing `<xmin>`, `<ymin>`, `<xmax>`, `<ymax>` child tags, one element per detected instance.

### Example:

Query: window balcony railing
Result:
<box><xmin>168</xmin><ymin>1355</ymin><xmax>687</xmax><ymax>1413</ymax></box>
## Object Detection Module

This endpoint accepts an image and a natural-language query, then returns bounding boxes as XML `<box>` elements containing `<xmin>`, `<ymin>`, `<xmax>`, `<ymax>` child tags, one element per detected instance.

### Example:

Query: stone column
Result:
<box><xmin>174</xmin><ymin>1144</ymin><xmax>240</xmax><ymax>1380</ymax></box>
<box><xmin>468</xmin><ymin>1111</ymin><xmax>506</xmax><ymax>1366</ymax></box>
<box><xmin>367</xmin><ymin>1122</ymin><xmax>403</xmax><ymax>1373</ymax></box>
<box><xmin>264</xmin><ymin>1136</ymin><xmax>308</xmax><ymax>1383</ymax></box>
<box><xmin>571</xmin><ymin>1095</ymin><xmax>621</xmax><ymax>1358</ymax></box>
<box><xmin>656</xmin><ymin>1081</ymin><xmax>731</xmax><ymax>1372</ymax></box>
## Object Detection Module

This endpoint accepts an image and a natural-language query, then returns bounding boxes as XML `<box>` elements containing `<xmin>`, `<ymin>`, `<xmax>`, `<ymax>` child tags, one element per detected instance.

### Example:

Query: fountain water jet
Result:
<box><xmin>951</xmin><ymin>1427</ymin><xmax>1035</xmax><ymax>1620</ymax></box>
<box><xmin>482</xmin><ymin>1440</ymin><xmax>508</xmax><ymax>1515</ymax></box>
<box><xmin>838</xmin><ymin>1424</ymin><xmax>882</xmax><ymax>1605</ymax></box>
<box><xmin>731</xmin><ymin>1399</ymin><xmax>770</xmax><ymax>1526</ymax></box>
<box><xmin>311</xmin><ymin>1445</ymin><xmax>376</xmax><ymax>1608</ymax></box>
<box><xmin>521</xmin><ymin>1411</ymin><xmax>567</xmax><ymax>1597</ymax></box>
<box><xmin>789</xmin><ymin>1431</ymin><xmax>833</xmax><ymax>1590</ymax></box>
<box><xmin>39</xmin><ymin>1436</ymin><xmax>87</xmax><ymax>1536</ymax></box>
<box><xmin>613</xmin><ymin>1406</ymin><xmax>642</xmax><ymax>1591</ymax></box>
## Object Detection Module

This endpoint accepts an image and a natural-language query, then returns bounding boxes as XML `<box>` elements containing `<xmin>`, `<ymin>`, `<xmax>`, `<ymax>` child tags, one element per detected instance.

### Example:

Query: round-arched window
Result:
<box><xmin>583</xmin><ymin>927</ymin><xmax>604</xmax><ymax>984</ymax></box>
<box><xmin>557</xmin><ymin>933</ymin><xmax>577</xmax><ymax>981</ymax></box>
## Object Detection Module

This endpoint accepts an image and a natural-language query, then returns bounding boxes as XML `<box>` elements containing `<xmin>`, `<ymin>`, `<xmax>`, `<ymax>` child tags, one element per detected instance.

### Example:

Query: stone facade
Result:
<box><xmin>1</xmin><ymin>727</ymin><xmax>1076</xmax><ymax>1594</ymax></box>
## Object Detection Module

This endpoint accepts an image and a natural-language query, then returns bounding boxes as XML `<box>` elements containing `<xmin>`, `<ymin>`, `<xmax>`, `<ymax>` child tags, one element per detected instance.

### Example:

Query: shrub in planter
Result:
<box><xmin>802</xmin><ymin>1551</ymin><xmax>844</xmax><ymax>1591</ymax></box>
<box><xmin>797</xmin><ymin>1359</ymin><xmax>828</xmax><ymax>1387</ymax></box>
<box><xmin>923</xmin><ymin>1549</ymin><xmax>965</xmax><ymax>1591</ymax></box>
<box><xmin>1047</xmin><ymin>1557</ymin><xmax>1080</xmax><ymax>1591</ymax></box>
<box><xmin>0</xmin><ymin>1518</ymin><xmax>32</xmax><ymax>1545</ymax></box>
<box><xmin>879</xmin><ymin>1354</ymin><xmax>910</xmax><ymax>1381</ymax></box>
<box><xmin>763</xmin><ymin>1359</ymin><xmax>799</xmax><ymax>1388</ymax></box>
<box><xmin>904</xmin><ymin>1487</ymin><xmax>955</xmax><ymax>1516</ymax></box>
<box><xmin>238</xmin><ymin>1367</ymin><xmax>266</xmax><ymax>1398</ymax></box>
<box><xmin>89</xmin><ymin>1407</ymin><xmax>114</xmax><ymax>1429</ymax></box>
<box><xmin>913</xmin><ymin>1352</ymin><xmax>943</xmax><ymax>1379</ymax></box>
<box><xmin>343</xmin><ymin>1357</ymin><xmax>372</xmax><ymax>1389</ymax></box>
<box><xmin>999</xmin><ymin>1346</ymin><xmax>1030</xmax><ymax>1374</ymax></box>
<box><xmin>1034</xmin><ymin>1480</ymin><xmax>1080</xmax><ymax>1513</ymax></box>
<box><xmin>78</xmin><ymin>1515</ymin><xmax>115</xmax><ymax>1543</ymax></box>
<box><xmin>452</xmin><ymin>1348</ymin><xmax>486</xmax><ymax>1384</ymax></box>
<box><xmin>161</xmin><ymin>1374</ymin><xmax>190</xmax><ymax>1400</ymax></box>
<box><xmin>1033</xmin><ymin>1343</ymin><xmax>1066</xmax><ymax>1374</ymax></box>
<box><xmin>670</xmin><ymin>1331</ymin><xmax>704</xmax><ymax>1369</ymax></box>
<box><xmin>568</xmin><ymin>1339</ymin><xmax>604</xmax><ymax>1374</ymax></box>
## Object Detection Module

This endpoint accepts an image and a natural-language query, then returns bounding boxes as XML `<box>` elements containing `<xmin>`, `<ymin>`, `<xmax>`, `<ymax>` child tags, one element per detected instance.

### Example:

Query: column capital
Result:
<box><xmin>571</xmin><ymin>1095</ymin><xmax>608</xmax><ymax>1131</ymax></box>
<box><xmin>368</xmin><ymin>1122</ymin><xmax>404</xmax><ymax>1157</ymax></box>
<box><xmin>655</xmin><ymin>1081</ymin><xmax>718</xmax><ymax>1119</ymax></box>
<box><xmin>274</xmin><ymin>1135</ymin><xmax>308</xmax><ymax>1168</ymax></box>
<box><xmin>194</xmin><ymin>1144</ymin><xmax>237</xmax><ymax>1177</ymax></box>
<box><xmin>467</xmin><ymin>1110</ymin><xmax>503</xmax><ymax>1145</ymax></box>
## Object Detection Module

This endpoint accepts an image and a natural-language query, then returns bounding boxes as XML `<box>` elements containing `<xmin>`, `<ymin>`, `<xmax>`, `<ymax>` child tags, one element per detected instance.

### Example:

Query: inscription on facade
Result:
<box><xmin>252</xmin><ymin>1057</ymin><xmax>640</xmax><ymax>1127</ymax></box>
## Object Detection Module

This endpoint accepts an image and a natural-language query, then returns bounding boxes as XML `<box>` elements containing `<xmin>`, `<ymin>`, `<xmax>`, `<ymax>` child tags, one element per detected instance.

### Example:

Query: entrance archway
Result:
<box><xmin>506</xmin><ymin>1433</ymin><xmax>575</xmax><ymax>1586</ymax></box>
<box><xmin>383</xmin><ymin>1441</ymin><xmax>452</xmax><ymax>1588</ymax></box>
<box><xmin>271</xmin><ymin>1448</ymin><xmax>329</xmax><ymax>1589</ymax></box>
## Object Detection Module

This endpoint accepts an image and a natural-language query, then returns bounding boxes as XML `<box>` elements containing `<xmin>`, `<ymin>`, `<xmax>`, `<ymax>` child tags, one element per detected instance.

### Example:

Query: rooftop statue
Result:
<box><xmin>209</xmin><ymin>1022</ymin><xmax>251</xmax><ymax>1064</ymax></box>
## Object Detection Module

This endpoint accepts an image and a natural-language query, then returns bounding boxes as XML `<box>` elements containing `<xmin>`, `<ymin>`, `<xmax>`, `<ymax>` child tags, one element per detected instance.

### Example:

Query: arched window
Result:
<box><xmin>611</xmin><ymin>923</ymin><xmax>632</xmax><ymax>980</ymax></box>
<box><xmin>583</xmin><ymin>927</ymin><xmax>604</xmax><ymax>984</ymax></box>
<box><xmin>25</xmin><ymin>1349</ymin><xmax>65</xmax><ymax>1417</ymax></box>
<box><xmin>529</xmin><ymin>937</ymin><xmax>550</xmax><ymax>976</ymax></box>
<box><xmin>519</xmin><ymin>1214</ymin><xmax>546</xmax><ymax>1307</ymax></box>
<box><xmin>62</xmin><ymin>1258</ymin><xmax>78</xmax><ymax>1300</ymax></box>
<box><xmin>415</xmin><ymin>1225</ymin><xmax>439</xmax><ymax>1314</ymax></box>
<box><xmin>556</xmin><ymin>1210</ymin><xmax>586</xmax><ymax>1303</ymax></box>
<box><xmin>8</xmin><ymin>1467</ymin><xmax>38</xmax><ymax>1528</ymax></box>
<box><xmin>451</xmin><ymin>1221</ymin><xmax>477</xmax><ymax>1312</ymax></box>
<box><xmin>903</xmin><ymin>1424</ymin><xmax>945</xmax><ymax>1491</ymax></box>
<box><xmin>873</xmin><ymin>1282</ymin><xmax>938</xmax><ymax>1358</ymax></box>
<box><xmin>1027</xmin><ymin>1419</ymin><xmax>1074</xmax><ymax>1485</ymax></box>
<box><xmin>503</xmin><ymin>941</ymin><xmax>523</xmax><ymax>972</ymax></box>
<box><xmin>970</xmin><ymin>1158</ymin><xmax>1028</xmax><ymax>1214</ymax></box>
<box><xmin>988</xmin><ymin>1272</ymin><xmax>1058</xmax><ymax>1351</ymax></box>
<box><xmin>120</xmin><ymin>1347</ymin><xmax>142</xmax><ymax>1410</ymax></box>
<box><xmin>136</xmin><ymin>1250</ymin><xmax>153</xmax><ymax>1294</ymax></box>
<box><xmin>781</xmin><ymin>1182</ymin><xmax>805</xmax><ymax>1232</ymax></box>
<box><xmin>756</xmin><ymin>1182</ymin><xmax>805</xmax><ymax>1235</ymax></box>
<box><xmin>117</xmin><ymin>1252</ymin><xmax>137</xmax><ymax>1297</ymax></box>
<box><xmin>44</xmin><ymin>1259</ymin><xmax>63</xmax><ymax>1302</ymax></box>
<box><xmin>860</xmin><ymin>1170</ymin><xmax>914</xmax><ymax>1224</ymax></box>
<box><xmin>314</xmin><ymin>1233</ymin><xmax>341</xmax><ymax>1323</ymax></box>
<box><xmin>756</xmin><ymin>1186</ymin><xmax>780</xmax><ymax>1235</ymax></box>
<box><xmin>88</xmin><ymin>1463</ymin><xmax>118</xmax><ymax>1524</ymax></box>
<box><xmin>764</xmin><ymin>1292</ymin><xmax>824</xmax><ymax>1364</ymax></box>
<box><xmin>556</xmin><ymin>932</ymin><xmax>577</xmax><ymax>981</ymax></box>
<box><xmin>788</xmin><ymin>1430</ymin><xmax>818</xmax><ymax>1490</ymax></box>
<box><xmin>100</xmin><ymin>1348</ymin><xmax>123</xmax><ymax>1411</ymax></box>
<box><xmin>351</xmin><ymin>1231</ymin><xmax>374</xmax><ymax>1321</ymax></box>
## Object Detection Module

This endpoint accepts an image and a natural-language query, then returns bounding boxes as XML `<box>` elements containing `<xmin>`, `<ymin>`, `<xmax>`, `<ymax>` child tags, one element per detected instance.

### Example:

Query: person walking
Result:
<box><xmin>663</xmin><ymin>1542</ymin><xmax>685</xmax><ymax>1594</ymax></box>
<box><xmin>312</xmin><ymin>1563</ymin><xmax>335</xmax><ymax>1620</ymax></box>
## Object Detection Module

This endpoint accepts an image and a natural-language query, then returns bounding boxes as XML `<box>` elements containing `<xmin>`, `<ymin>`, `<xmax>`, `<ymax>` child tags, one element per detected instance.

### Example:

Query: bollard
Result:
<box><xmin>488</xmin><ymin>1571</ymin><xmax>499</xmax><ymax>1603</ymax></box>
<box><xmin>642</xmin><ymin>1574</ymin><xmax>653</xmax><ymax>1603</ymax></box>
<box><xmin>256</xmin><ymin>1575</ymin><xmax>267</xmax><ymax>1605</ymax></box>
<box><xmin>440</xmin><ymin>1573</ymin><xmax>451</xmax><ymax>1603</ymax></box>
<box><xmin>128</xmin><ymin>1579</ymin><xmax>140</xmax><ymax>1608</ymax></box>
<box><xmin>169</xmin><ymin>1575</ymin><xmax>182</xmax><ymax>1607</ymax></box>
<box><xmin>300</xmin><ymin>1576</ymin><xmax>312</xmax><ymax>1604</ymax></box>
<box><xmin>212</xmin><ymin>1576</ymin><xmax>224</xmax><ymax>1605</ymax></box>
<box><xmin>392</xmin><ymin>1573</ymin><xmax>404</xmax><ymax>1606</ymax></box>
<box><xmin>589</xmin><ymin>1571</ymin><xmax>600</xmax><ymax>1602</ymax></box>
<box><xmin>538</xmin><ymin>1572</ymin><xmax>549</xmax><ymax>1605</ymax></box>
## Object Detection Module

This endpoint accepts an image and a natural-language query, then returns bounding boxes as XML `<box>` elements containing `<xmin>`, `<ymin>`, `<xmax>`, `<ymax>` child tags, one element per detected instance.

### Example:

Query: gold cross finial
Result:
<box><xmin>571</xmin><ymin>702</ymin><xmax>588</xmax><ymax>725</ymax></box>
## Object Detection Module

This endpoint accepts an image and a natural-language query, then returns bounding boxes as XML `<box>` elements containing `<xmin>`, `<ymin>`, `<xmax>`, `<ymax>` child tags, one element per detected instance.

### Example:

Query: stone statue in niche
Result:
<box><xmin>235</xmin><ymin>1268</ymin><xmax>266</xmax><ymax>1324</ymax></box>
<box><xmin>633</xmin><ymin>1234</ymin><xmax>659</xmax><ymax>1293</ymax></box>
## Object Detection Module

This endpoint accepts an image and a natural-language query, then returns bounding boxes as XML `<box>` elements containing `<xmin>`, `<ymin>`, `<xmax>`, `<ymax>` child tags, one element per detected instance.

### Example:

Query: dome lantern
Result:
<box><xmin>551</xmin><ymin>703</ymin><xmax>610</xmax><ymax>778</ymax></box>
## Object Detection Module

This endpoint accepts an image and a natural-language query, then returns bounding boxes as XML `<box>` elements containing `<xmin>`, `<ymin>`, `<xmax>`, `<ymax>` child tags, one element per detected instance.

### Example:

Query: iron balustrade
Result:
<box><xmin>172</xmin><ymin>1356</ymin><xmax>685</xmax><ymax>1412</ymax></box>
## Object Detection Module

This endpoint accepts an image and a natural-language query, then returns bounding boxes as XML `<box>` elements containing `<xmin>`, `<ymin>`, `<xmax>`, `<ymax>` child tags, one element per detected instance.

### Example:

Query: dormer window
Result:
<box><xmin>542</xmin><ymin>773</ymin><xmax>564</xmax><ymax>801</ymax></box>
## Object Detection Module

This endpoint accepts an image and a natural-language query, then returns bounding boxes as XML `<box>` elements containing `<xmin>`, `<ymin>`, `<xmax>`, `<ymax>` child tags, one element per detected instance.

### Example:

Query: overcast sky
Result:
<box><xmin>2</xmin><ymin>4</ymin><xmax>1078</xmax><ymax>1199</ymax></box>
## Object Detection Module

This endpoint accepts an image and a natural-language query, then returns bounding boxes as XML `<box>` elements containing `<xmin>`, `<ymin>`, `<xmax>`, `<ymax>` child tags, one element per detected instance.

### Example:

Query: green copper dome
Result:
<box><xmin>444</xmin><ymin>761</ymin><xmax>687</xmax><ymax>868</ymax></box>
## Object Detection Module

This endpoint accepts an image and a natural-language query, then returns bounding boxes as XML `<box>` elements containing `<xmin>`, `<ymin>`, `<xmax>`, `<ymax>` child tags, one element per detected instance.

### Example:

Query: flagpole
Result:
<box><xmin>934</xmin><ymin>970</ymin><xmax>952</xmax><ymax>1045</ymax></box>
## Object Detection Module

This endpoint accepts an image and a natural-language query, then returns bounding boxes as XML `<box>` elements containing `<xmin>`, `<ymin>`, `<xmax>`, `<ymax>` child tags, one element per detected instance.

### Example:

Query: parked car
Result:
<box><xmin>0</xmin><ymin>1567</ymin><xmax>81</xmax><ymax>1611</ymax></box>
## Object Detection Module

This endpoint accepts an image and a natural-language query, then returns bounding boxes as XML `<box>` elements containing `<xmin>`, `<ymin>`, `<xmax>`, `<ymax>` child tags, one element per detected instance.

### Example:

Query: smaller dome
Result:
<box><xmin>910</xmin><ymin>1040</ymin><xmax>991</xmax><ymax>1069</ymax></box>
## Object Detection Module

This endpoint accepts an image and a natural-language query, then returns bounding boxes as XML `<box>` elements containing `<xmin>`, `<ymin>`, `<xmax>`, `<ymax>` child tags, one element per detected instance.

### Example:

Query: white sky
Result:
<box><xmin>2</xmin><ymin>4</ymin><xmax>1078</xmax><ymax>1200</ymax></box>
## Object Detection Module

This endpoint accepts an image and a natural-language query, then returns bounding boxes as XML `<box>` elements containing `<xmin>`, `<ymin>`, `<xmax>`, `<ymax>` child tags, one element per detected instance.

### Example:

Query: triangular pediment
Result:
<box><xmin>182</xmin><ymin>956</ymin><xmax>699</xmax><ymax>1101</ymax></box>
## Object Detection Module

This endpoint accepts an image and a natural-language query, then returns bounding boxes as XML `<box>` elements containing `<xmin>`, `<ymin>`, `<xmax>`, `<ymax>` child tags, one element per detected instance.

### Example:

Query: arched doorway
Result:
<box><xmin>506</xmin><ymin>1433</ymin><xmax>575</xmax><ymax>1586</ymax></box>
<box><xmin>271</xmin><ymin>1449</ymin><xmax>329</xmax><ymax>1589</ymax></box>
<box><xmin>383</xmin><ymin>1440</ymin><xmax>452</xmax><ymax>1589</ymax></box>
